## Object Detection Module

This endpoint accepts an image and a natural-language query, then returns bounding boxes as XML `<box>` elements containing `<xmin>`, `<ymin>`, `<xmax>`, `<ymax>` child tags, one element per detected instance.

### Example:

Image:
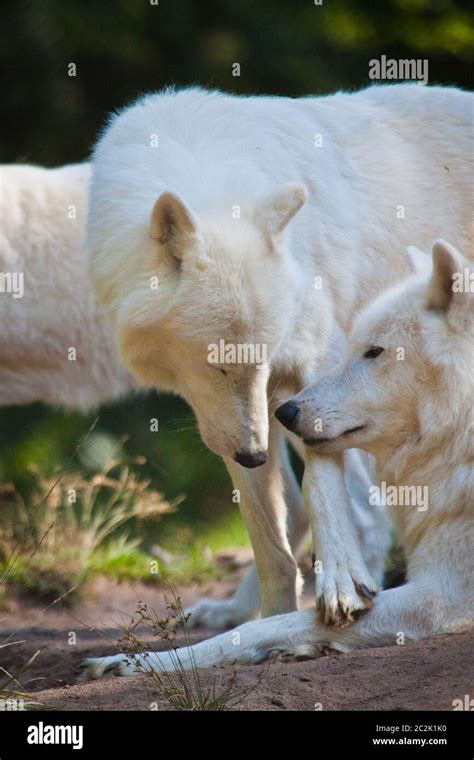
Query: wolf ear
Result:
<box><xmin>150</xmin><ymin>192</ymin><xmax>198</xmax><ymax>265</ymax></box>
<box><xmin>256</xmin><ymin>182</ymin><xmax>308</xmax><ymax>238</ymax></box>
<box><xmin>405</xmin><ymin>245</ymin><xmax>432</xmax><ymax>277</ymax></box>
<box><xmin>426</xmin><ymin>240</ymin><xmax>465</xmax><ymax>313</ymax></box>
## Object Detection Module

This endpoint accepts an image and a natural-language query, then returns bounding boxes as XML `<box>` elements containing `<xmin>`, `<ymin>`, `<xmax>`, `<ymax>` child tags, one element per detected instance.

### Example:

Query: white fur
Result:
<box><xmin>3</xmin><ymin>84</ymin><xmax>472</xmax><ymax>633</ymax></box>
<box><xmin>86</xmin><ymin>83</ymin><xmax>472</xmax><ymax>626</ymax></box>
<box><xmin>0</xmin><ymin>163</ymin><xmax>135</xmax><ymax>409</ymax></box>
<box><xmin>80</xmin><ymin>240</ymin><xmax>473</xmax><ymax>678</ymax></box>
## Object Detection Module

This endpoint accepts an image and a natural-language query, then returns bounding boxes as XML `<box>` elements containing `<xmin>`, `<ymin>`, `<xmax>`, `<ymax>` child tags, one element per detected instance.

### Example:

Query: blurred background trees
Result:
<box><xmin>1</xmin><ymin>0</ymin><xmax>472</xmax><ymax>566</ymax></box>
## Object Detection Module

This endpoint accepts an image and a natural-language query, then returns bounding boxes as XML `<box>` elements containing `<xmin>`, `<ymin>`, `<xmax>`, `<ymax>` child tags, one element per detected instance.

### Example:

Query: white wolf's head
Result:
<box><xmin>276</xmin><ymin>240</ymin><xmax>473</xmax><ymax>460</ymax></box>
<box><xmin>90</xmin><ymin>182</ymin><xmax>307</xmax><ymax>466</ymax></box>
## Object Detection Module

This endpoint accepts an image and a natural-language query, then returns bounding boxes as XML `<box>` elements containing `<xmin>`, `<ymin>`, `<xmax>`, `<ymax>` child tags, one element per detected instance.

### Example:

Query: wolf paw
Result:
<box><xmin>315</xmin><ymin>564</ymin><xmax>378</xmax><ymax>629</ymax></box>
<box><xmin>252</xmin><ymin>643</ymin><xmax>323</xmax><ymax>665</ymax></box>
<box><xmin>76</xmin><ymin>655</ymin><xmax>137</xmax><ymax>682</ymax></box>
<box><xmin>184</xmin><ymin>598</ymin><xmax>251</xmax><ymax>630</ymax></box>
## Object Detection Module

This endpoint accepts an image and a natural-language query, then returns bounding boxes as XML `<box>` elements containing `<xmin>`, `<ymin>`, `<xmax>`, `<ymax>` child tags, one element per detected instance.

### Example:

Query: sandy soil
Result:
<box><xmin>1</xmin><ymin>575</ymin><xmax>472</xmax><ymax>711</ymax></box>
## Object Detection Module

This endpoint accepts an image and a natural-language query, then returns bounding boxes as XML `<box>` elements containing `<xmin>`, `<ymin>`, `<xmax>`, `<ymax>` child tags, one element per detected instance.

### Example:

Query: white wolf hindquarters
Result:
<box><xmin>79</xmin><ymin>240</ymin><xmax>474</xmax><ymax>679</ymax></box>
<box><xmin>88</xmin><ymin>84</ymin><xmax>473</xmax><ymax>628</ymax></box>
<box><xmin>0</xmin><ymin>163</ymin><xmax>135</xmax><ymax>410</ymax></box>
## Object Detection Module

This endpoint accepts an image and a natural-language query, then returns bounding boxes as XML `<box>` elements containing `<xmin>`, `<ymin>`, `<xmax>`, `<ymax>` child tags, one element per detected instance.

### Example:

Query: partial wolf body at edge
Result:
<box><xmin>0</xmin><ymin>163</ymin><xmax>135</xmax><ymax>410</ymax></box>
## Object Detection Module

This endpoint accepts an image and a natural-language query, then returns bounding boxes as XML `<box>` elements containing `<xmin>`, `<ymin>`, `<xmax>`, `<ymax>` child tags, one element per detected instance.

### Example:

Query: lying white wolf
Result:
<box><xmin>80</xmin><ymin>239</ymin><xmax>473</xmax><ymax>677</ymax></box>
<box><xmin>87</xmin><ymin>83</ymin><xmax>473</xmax><ymax>628</ymax></box>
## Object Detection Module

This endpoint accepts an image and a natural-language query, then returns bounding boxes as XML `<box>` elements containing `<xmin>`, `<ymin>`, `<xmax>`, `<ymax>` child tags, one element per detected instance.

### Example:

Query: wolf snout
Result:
<box><xmin>233</xmin><ymin>449</ymin><xmax>268</xmax><ymax>468</ymax></box>
<box><xmin>275</xmin><ymin>401</ymin><xmax>300</xmax><ymax>432</ymax></box>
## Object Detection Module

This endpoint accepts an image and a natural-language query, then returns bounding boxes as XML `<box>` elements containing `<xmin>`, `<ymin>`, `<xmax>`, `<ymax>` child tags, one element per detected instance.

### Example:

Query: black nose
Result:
<box><xmin>275</xmin><ymin>401</ymin><xmax>300</xmax><ymax>431</ymax></box>
<box><xmin>233</xmin><ymin>450</ymin><xmax>267</xmax><ymax>468</ymax></box>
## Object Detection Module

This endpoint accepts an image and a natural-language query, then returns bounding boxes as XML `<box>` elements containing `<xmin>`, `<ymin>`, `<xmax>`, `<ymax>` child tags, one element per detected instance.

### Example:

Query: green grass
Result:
<box><xmin>1</xmin><ymin>466</ymin><xmax>250</xmax><ymax>602</ymax></box>
<box><xmin>0</xmin><ymin>455</ymin><xmax>174</xmax><ymax>602</ymax></box>
<box><xmin>0</xmin><ymin>644</ymin><xmax>45</xmax><ymax>710</ymax></box>
<box><xmin>201</xmin><ymin>511</ymin><xmax>250</xmax><ymax>551</ymax></box>
<box><xmin>0</xmin><ymin>404</ymin><xmax>251</xmax><ymax>607</ymax></box>
<box><xmin>88</xmin><ymin>511</ymin><xmax>250</xmax><ymax>585</ymax></box>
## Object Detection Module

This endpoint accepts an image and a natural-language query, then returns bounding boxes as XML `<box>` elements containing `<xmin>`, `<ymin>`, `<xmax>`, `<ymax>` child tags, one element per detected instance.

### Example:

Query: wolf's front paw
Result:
<box><xmin>185</xmin><ymin>598</ymin><xmax>251</xmax><ymax>630</ymax></box>
<box><xmin>76</xmin><ymin>654</ymin><xmax>137</xmax><ymax>682</ymax></box>
<box><xmin>252</xmin><ymin>643</ymin><xmax>323</xmax><ymax>665</ymax></box>
<box><xmin>314</xmin><ymin>561</ymin><xmax>378</xmax><ymax>629</ymax></box>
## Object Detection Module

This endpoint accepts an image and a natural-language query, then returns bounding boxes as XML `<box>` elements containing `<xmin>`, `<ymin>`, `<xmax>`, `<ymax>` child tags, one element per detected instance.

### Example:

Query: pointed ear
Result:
<box><xmin>405</xmin><ymin>245</ymin><xmax>432</xmax><ymax>277</ymax></box>
<box><xmin>427</xmin><ymin>240</ymin><xmax>465</xmax><ymax>312</ymax></box>
<box><xmin>150</xmin><ymin>192</ymin><xmax>198</xmax><ymax>265</ymax></box>
<box><xmin>256</xmin><ymin>182</ymin><xmax>308</xmax><ymax>237</ymax></box>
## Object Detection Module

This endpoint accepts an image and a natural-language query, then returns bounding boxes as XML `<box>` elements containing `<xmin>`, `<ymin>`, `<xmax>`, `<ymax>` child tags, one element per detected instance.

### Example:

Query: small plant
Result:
<box><xmin>0</xmin><ymin>458</ymin><xmax>173</xmax><ymax>602</ymax></box>
<box><xmin>0</xmin><ymin>640</ymin><xmax>43</xmax><ymax>710</ymax></box>
<box><xmin>116</xmin><ymin>592</ymin><xmax>263</xmax><ymax>711</ymax></box>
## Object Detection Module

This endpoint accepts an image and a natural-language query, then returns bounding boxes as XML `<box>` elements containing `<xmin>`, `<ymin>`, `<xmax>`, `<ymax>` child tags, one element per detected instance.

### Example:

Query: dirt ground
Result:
<box><xmin>1</xmin><ymin>572</ymin><xmax>472</xmax><ymax>711</ymax></box>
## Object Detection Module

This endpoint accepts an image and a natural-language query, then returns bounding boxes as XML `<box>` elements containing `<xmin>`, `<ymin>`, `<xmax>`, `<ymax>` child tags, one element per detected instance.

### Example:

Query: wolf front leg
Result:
<box><xmin>79</xmin><ymin>611</ymin><xmax>319</xmax><ymax>680</ymax></box>
<box><xmin>226</xmin><ymin>421</ymin><xmax>302</xmax><ymax>618</ymax></box>
<box><xmin>79</xmin><ymin>578</ymin><xmax>462</xmax><ymax>681</ymax></box>
<box><xmin>185</xmin><ymin>428</ymin><xmax>308</xmax><ymax>629</ymax></box>
<box><xmin>303</xmin><ymin>452</ymin><xmax>379</xmax><ymax>628</ymax></box>
<box><xmin>343</xmin><ymin>448</ymin><xmax>391</xmax><ymax>587</ymax></box>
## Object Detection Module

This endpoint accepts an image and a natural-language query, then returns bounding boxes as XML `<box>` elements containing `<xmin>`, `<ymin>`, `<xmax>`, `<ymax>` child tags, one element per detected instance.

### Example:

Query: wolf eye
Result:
<box><xmin>363</xmin><ymin>346</ymin><xmax>384</xmax><ymax>359</ymax></box>
<box><xmin>218</xmin><ymin>368</ymin><xmax>227</xmax><ymax>376</ymax></box>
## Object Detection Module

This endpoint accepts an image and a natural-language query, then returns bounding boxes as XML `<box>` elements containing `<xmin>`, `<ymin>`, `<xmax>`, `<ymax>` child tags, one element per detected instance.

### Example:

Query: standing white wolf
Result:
<box><xmin>87</xmin><ymin>84</ymin><xmax>473</xmax><ymax>628</ymax></box>
<box><xmin>80</xmin><ymin>239</ymin><xmax>474</xmax><ymax>678</ymax></box>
